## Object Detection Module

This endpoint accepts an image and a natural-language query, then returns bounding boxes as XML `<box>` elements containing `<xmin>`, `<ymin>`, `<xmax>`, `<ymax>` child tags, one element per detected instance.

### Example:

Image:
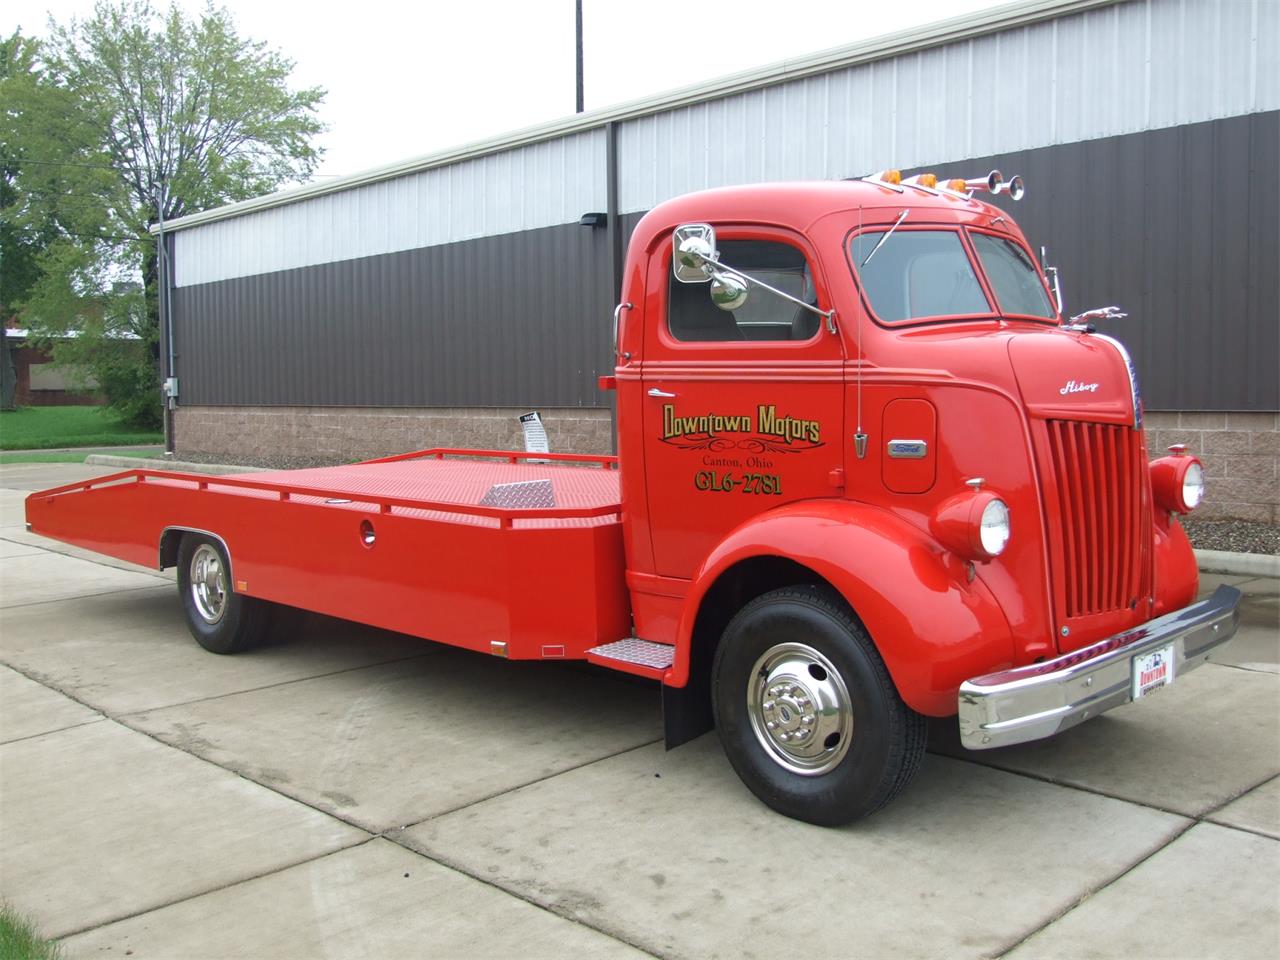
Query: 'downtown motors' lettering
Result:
<box><xmin>662</xmin><ymin>404</ymin><xmax>821</xmax><ymax>445</ymax></box>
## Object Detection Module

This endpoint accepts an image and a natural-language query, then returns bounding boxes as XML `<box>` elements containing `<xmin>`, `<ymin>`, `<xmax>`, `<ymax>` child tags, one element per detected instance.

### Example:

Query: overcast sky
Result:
<box><xmin>6</xmin><ymin>0</ymin><xmax>1007</xmax><ymax>182</ymax></box>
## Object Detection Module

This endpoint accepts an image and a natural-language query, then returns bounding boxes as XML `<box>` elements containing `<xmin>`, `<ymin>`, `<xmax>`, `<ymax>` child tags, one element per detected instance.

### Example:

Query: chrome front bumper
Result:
<box><xmin>958</xmin><ymin>586</ymin><xmax>1241</xmax><ymax>750</ymax></box>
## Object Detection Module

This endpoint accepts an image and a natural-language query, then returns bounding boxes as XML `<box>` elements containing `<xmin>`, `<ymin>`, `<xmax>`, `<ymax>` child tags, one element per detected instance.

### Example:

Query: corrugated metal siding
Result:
<box><xmin>172</xmin><ymin>112</ymin><xmax>1277</xmax><ymax>412</ymax></box>
<box><xmin>617</xmin><ymin>0</ymin><xmax>1279</xmax><ymax>212</ymax></box>
<box><xmin>174</xmin><ymin>130</ymin><xmax>606</xmax><ymax>287</ymax></box>
<box><xmin>919</xmin><ymin>110</ymin><xmax>1279</xmax><ymax>412</ymax></box>
<box><xmin>172</xmin><ymin>221</ymin><xmax>614</xmax><ymax>407</ymax></box>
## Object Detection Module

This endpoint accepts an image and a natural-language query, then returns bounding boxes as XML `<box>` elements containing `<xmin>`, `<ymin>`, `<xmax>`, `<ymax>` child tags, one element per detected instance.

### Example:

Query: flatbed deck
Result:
<box><xmin>26</xmin><ymin>449</ymin><xmax>631</xmax><ymax>659</ymax></box>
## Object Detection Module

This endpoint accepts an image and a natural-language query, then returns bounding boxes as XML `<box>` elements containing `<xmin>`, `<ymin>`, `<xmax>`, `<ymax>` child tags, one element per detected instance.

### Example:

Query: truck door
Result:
<box><xmin>642</xmin><ymin>228</ymin><xmax>846</xmax><ymax>580</ymax></box>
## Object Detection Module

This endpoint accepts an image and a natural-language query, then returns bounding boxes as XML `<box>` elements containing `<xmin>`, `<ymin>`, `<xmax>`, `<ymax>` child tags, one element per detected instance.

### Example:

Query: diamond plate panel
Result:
<box><xmin>478</xmin><ymin>479</ymin><xmax>556</xmax><ymax>509</ymax></box>
<box><xmin>587</xmin><ymin>638</ymin><xmax>675</xmax><ymax>670</ymax></box>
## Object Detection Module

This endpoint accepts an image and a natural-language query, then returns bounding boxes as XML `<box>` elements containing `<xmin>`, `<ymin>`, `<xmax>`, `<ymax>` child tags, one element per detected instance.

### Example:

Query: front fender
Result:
<box><xmin>673</xmin><ymin>499</ymin><xmax>1016</xmax><ymax>716</ymax></box>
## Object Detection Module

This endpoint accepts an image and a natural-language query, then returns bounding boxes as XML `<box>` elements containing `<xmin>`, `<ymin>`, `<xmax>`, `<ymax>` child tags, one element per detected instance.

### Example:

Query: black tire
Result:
<box><xmin>176</xmin><ymin>534</ymin><xmax>271</xmax><ymax>654</ymax></box>
<box><xmin>712</xmin><ymin>585</ymin><xmax>926</xmax><ymax>826</ymax></box>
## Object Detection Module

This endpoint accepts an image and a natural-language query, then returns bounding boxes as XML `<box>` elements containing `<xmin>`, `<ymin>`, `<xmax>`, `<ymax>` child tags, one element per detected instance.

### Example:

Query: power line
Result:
<box><xmin>1</xmin><ymin>155</ymin><xmax>118</xmax><ymax>171</ymax></box>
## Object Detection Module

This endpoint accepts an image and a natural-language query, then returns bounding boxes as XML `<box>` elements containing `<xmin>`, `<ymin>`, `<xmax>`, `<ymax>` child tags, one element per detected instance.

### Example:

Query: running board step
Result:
<box><xmin>586</xmin><ymin>638</ymin><xmax>674</xmax><ymax>679</ymax></box>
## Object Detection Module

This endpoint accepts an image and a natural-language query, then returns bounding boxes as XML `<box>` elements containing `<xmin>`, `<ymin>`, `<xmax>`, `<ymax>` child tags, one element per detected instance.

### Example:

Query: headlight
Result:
<box><xmin>1182</xmin><ymin>462</ymin><xmax>1204</xmax><ymax>510</ymax></box>
<box><xmin>1150</xmin><ymin>452</ymin><xmax>1204</xmax><ymax>514</ymax></box>
<box><xmin>930</xmin><ymin>486</ymin><xmax>1011</xmax><ymax>562</ymax></box>
<box><xmin>979</xmin><ymin>499</ymin><xmax>1011</xmax><ymax>556</ymax></box>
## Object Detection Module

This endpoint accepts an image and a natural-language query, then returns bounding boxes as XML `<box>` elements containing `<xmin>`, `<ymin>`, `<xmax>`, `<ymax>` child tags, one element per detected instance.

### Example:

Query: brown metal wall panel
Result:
<box><xmin>173</xmin><ymin>112</ymin><xmax>1276</xmax><ymax>412</ymax></box>
<box><xmin>173</xmin><ymin>220</ymin><xmax>614</xmax><ymax>408</ymax></box>
<box><xmin>910</xmin><ymin>111</ymin><xmax>1278</xmax><ymax>411</ymax></box>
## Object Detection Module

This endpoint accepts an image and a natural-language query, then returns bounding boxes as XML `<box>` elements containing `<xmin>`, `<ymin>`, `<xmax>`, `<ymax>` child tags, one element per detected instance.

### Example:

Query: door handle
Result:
<box><xmin>647</xmin><ymin>388</ymin><xmax>676</xmax><ymax>398</ymax></box>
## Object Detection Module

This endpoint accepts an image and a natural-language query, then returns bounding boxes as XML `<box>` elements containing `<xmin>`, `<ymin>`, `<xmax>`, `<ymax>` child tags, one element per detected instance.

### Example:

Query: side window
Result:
<box><xmin>668</xmin><ymin>239</ymin><xmax>820</xmax><ymax>343</ymax></box>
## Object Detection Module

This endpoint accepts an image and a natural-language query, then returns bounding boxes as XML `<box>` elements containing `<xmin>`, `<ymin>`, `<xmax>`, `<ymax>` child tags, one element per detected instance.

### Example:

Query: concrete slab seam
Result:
<box><xmin>111</xmin><ymin>650</ymin><xmax>441</xmax><ymax>719</ymax></box>
<box><xmin>0</xmin><ymin>582</ymin><xmax>173</xmax><ymax>612</ymax></box>
<box><xmin>388</xmin><ymin>736</ymin><xmax>665</xmax><ymax>833</ymax></box>
<box><xmin>50</xmin><ymin>835</ymin><xmax>381</xmax><ymax>942</ymax></box>
<box><xmin>934</xmin><ymin>747</ymin><xmax>1280</xmax><ymax>824</ymax></box>
<box><xmin>0</xmin><ymin>717</ymin><xmax>106</xmax><ymax>747</ymax></box>
<box><xmin>0</xmin><ymin>535</ymin><xmax>172</xmax><ymax>580</ymax></box>
<box><xmin>385</xmin><ymin>836</ymin><xmax>666</xmax><ymax>960</ymax></box>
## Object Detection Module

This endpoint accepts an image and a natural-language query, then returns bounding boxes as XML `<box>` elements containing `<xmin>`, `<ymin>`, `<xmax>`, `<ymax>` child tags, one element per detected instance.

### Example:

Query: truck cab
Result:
<box><xmin>599</xmin><ymin>173</ymin><xmax>1237</xmax><ymax>822</ymax></box>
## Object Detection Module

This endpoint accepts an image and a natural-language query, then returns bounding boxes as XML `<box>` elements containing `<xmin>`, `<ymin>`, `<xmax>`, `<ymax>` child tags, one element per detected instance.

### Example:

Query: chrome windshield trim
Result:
<box><xmin>1093</xmin><ymin>332</ymin><xmax>1142</xmax><ymax>430</ymax></box>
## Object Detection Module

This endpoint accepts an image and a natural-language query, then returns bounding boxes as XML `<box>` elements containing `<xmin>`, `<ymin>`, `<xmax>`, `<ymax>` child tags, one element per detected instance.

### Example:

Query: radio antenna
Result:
<box><xmin>854</xmin><ymin>204</ymin><xmax>868</xmax><ymax>459</ymax></box>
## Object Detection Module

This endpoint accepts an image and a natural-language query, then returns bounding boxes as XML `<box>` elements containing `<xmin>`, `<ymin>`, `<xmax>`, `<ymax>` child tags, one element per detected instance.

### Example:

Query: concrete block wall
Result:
<box><xmin>174</xmin><ymin>405</ymin><xmax>1278</xmax><ymax>523</ymax></box>
<box><xmin>1144</xmin><ymin>412</ymin><xmax>1278</xmax><ymax>523</ymax></box>
<box><xmin>174</xmin><ymin>406</ymin><xmax>614</xmax><ymax>464</ymax></box>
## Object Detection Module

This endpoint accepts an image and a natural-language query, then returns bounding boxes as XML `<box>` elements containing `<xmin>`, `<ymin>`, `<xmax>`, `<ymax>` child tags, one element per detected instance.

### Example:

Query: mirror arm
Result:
<box><xmin>706</xmin><ymin>260</ymin><xmax>837</xmax><ymax>332</ymax></box>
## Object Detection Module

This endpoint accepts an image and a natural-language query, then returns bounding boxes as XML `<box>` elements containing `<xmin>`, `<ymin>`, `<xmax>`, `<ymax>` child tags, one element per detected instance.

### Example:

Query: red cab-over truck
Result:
<box><xmin>25</xmin><ymin>171</ymin><xmax>1242</xmax><ymax>825</ymax></box>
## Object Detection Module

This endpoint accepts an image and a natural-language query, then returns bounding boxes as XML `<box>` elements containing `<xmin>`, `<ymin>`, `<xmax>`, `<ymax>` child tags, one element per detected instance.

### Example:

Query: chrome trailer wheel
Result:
<box><xmin>176</xmin><ymin>535</ymin><xmax>270</xmax><ymax>654</ymax></box>
<box><xmin>188</xmin><ymin>543</ymin><xmax>228</xmax><ymax>625</ymax></box>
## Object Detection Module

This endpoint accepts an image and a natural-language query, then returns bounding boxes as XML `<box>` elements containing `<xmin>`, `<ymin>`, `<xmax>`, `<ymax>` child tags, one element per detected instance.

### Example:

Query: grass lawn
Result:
<box><xmin>0</xmin><ymin>405</ymin><xmax>163</xmax><ymax>450</ymax></box>
<box><xmin>0</xmin><ymin>903</ymin><xmax>63</xmax><ymax>960</ymax></box>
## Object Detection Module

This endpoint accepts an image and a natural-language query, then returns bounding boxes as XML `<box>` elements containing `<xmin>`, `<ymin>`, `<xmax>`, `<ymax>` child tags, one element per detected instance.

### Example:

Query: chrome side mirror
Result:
<box><xmin>673</xmin><ymin>223</ymin><xmax>717</xmax><ymax>283</ymax></box>
<box><xmin>710</xmin><ymin>270</ymin><xmax>749</xmax><ymax>311</ymax></box>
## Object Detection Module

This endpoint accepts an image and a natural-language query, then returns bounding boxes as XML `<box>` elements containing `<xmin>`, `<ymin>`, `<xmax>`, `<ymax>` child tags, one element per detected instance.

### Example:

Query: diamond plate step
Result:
<box><xmin>586</xmin><ymin>638</ymin><xmax>675</xmax><ymax>678</ymax></box>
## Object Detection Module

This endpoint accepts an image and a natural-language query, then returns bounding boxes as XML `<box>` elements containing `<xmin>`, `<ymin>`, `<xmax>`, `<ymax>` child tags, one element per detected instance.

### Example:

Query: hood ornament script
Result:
<box><xmin>1059</xmin><ymin>380</ymin><xmax>1100</xmax><ymax>396</ymax></box>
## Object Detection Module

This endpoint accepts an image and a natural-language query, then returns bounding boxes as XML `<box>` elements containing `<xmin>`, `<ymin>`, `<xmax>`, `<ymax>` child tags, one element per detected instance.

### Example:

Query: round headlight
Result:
<box><xmin>1182</xmin><ymin>462</ymin><xmax>1205</xmax><ymax>511</ymax></box>
<box><xmin>979</xmin><ymin>498</ymin><xmax>1011</xmax><ymax>557</ymax></box>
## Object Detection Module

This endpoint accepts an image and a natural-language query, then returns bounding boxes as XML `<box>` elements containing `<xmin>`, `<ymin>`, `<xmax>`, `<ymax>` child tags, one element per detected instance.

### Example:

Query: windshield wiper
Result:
<box><xmin>861</xmin><ymin>209</ymin><xmax>909</xmax><ymax>267</ymax></box>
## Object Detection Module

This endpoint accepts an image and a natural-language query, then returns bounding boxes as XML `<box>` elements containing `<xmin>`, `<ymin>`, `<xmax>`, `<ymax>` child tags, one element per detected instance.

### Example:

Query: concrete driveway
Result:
<box><xmin>2</xmin><ymin>462</ymin><xmax>1277</xmax><ymax>959</ymax></box>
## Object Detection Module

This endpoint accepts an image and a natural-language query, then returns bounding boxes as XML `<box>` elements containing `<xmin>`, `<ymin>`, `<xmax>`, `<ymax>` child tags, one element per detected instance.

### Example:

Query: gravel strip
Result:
<box><xmin>1183</xmin><ymin>519</ymin><xmax>1279</xmax><ymax>557</ymax></box>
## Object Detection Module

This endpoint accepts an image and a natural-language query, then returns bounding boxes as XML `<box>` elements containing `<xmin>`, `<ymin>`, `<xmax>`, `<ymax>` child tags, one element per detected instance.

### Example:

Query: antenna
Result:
<box><xmin>854</xmin><ymin>204</ymin><xmax>868</xmax><ymax>459</ymax></box>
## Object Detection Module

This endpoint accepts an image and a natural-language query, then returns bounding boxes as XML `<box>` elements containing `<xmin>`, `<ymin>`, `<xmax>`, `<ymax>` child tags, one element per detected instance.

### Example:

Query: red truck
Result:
<box><xmin>25</xmin><ymin>171</ymin><xmax>1241</xmax><ymax>825</ymax></box>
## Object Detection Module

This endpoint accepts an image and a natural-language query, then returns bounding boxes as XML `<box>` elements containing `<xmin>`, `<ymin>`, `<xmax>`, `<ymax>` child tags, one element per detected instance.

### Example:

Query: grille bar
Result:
<box><xmin>1044</xmin><ymin>421</ymin><xmax>1148</xmax><ymax>620</ymax></box>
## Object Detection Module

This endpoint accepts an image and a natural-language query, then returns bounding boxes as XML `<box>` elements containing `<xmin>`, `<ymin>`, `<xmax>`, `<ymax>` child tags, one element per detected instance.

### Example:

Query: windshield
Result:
<box><xmin>971</xmin><ymin>233</ymin><xmax>1057</xmax><ymax>318</ymax></box>
<box><xmin>849</xmin><ymin>230</ymin><xmax>990</xmax><ymax>323</ymax></box>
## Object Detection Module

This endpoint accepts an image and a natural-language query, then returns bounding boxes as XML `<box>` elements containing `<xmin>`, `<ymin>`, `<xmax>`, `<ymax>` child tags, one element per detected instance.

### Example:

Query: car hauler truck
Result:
<box><xmin>25</xmin><ymin>172</ymin><xmax>1241</xmax><ymax>826</ymax></box>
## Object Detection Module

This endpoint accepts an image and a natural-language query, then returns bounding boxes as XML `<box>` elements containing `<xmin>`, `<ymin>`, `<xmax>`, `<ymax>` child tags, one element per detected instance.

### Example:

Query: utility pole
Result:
<box><xmin>575</xmin><ymin>0</ymin><xmax>584</xmax><ymax>113</ymax></box>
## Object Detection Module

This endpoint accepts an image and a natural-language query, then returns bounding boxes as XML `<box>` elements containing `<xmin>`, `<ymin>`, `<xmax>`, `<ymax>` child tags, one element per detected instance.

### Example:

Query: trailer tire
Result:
<box><xmin>176</xmin><ymin>535</ymin><xmax>270</xmax><ymax>655</ymax></box>
<box><xmin>712</xmin><ymin>585</ymin><xmax>926</xmax><ymax>826</ymax></box>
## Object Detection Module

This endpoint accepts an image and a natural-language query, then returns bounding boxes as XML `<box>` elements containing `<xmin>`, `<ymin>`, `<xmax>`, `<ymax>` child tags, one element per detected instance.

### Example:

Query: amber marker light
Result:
<box><xmin>944</xmin><ymin>178</ymin><xmax>968</xmax><ymax>192</ymax></box>
<box><xmin>879</xmin><ymin>169</ymin><xmax>903</xmax><ymax>184</ymax></box>
<box><xmin>1150</xmin><ymin>445</ymin><xmax>1205</xmax><ymax>514</ymax></box>
<box><xmin>905</xmin><ymin>173</ymin><xmax>938</xmax><ymax>188</ymax></box>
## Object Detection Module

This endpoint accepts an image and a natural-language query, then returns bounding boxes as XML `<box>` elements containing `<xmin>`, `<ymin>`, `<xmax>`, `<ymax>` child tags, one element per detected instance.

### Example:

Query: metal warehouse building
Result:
<box><xmin>157</xmin><ymin>0</ymin><xmax>1279</xmax><ymax>521</ymax></box>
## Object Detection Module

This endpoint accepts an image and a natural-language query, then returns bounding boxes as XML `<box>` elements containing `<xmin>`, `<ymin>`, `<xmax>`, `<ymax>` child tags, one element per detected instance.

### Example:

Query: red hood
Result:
<box><xmin>1007</xmin><ymin>330</ymin><xmax>1138</xmax><ymax>424</ymax></box>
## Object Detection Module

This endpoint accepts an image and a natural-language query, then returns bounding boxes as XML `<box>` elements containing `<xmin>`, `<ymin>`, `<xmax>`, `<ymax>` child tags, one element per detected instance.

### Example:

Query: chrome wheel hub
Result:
<box><xmin>748</xmin><ymin>642</ymin><xmax>852</xmax><ymax>775</ymax></box>
<box><xmin>189</xmin><ymin>544</ymin><xmax>227</xmax><ymax>624</ymax></box>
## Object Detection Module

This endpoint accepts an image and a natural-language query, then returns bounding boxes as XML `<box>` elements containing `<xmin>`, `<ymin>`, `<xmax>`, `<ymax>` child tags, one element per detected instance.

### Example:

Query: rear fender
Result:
<box><xmin>672</xmin><ymin>500</ymin><xmax>1015</xmax><ymax>716</ymax></box>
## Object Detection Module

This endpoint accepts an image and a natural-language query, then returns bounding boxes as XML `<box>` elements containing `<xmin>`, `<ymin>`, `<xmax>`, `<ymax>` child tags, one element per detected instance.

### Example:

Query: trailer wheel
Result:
<box><xmin>176</xmin><ymin>535</ymin><xmax>270</xmax><ymax>654</ymax></box>
<box><xmin>712</xmin><ymin>585</ymin><xmax>926</xmax><ymax>826</ymax></box>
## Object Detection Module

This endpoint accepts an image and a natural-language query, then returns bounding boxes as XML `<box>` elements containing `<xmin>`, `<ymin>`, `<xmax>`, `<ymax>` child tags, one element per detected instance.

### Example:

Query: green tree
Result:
<box><xmin>1</xmin><ymin>1</ymin><xmax>324</xmax><ymax>426</ymax></box>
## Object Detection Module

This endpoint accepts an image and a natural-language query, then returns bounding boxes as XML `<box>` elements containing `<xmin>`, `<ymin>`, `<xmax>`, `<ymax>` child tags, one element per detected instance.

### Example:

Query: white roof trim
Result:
<box><xmin>153</xmin><ymin>0</ymin><xmax>1121</xmax><ymax>235</ymax></box>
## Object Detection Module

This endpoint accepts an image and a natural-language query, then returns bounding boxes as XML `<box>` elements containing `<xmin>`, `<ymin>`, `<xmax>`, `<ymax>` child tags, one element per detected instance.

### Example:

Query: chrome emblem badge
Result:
<box><xmin>1059</xmin><ymin>380</ymin><xmax>1100</xmax><ymax>396</ymax></box>
<box><xmin>887</xmin><ymin>439</ymin><xmax>928</xmax><ymax>459</ymax></box>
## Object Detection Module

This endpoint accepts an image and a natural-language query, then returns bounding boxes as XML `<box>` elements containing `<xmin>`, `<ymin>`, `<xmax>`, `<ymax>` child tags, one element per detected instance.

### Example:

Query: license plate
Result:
<box><xmin>1132</xmin><ymin>644</ymin><xmax>1175</xmax><ymax>699</ymax></box>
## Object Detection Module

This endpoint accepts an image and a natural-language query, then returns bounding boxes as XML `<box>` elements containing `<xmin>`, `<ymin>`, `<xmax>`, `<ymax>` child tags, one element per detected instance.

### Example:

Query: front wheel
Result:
<box><xmin>176</xmin><ymin>535</ymin><xmax>271</xmax><ymax>654</ymax></box>
<box><xmin>712</xmin><ymin>585</ymin><xmax>926</xmax><ymax>826</ymax></box>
